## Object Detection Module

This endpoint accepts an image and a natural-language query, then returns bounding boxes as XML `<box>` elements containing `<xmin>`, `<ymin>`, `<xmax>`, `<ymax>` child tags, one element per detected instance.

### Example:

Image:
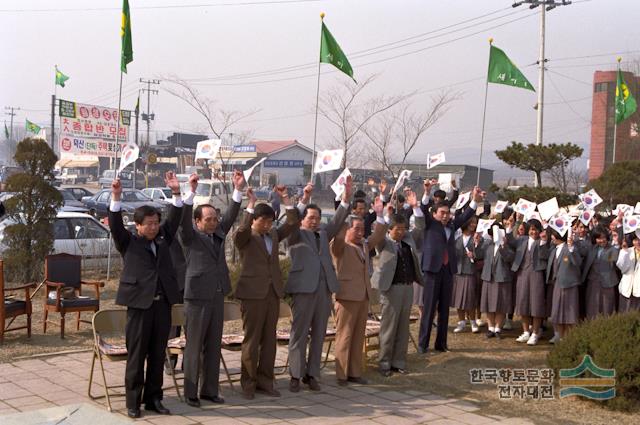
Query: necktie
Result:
<box><xmin>314</xmin><ymin>232</ymin><xmax>321</xmax><ymax>251</ymax></box>
<box><xmin>262</xmin><ymin>234</ymin><xmax>271</xmax><ymax>254</ymax></box>
<box><xmin>597</xmin><ymin>247</ymin><xmax>603</xmax><ymax>259</ymax></box>
<box><xmin>149</xmin><ymin>241</ymin><xmax>157</xmax><ymax>257</ymax></box>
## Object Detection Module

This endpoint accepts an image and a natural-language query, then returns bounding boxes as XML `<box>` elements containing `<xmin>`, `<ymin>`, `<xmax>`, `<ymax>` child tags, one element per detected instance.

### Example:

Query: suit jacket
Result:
<box><xmin>546</xmin><ymin>244</ymin><xmax>583</xmax><ymax>288</ymax></box>
<box><xmin>233</xmin><ymin>208</ymin><xmax>298</xmax><ymax>300</ymax></box>
<box><xmin>581</xmin><ymin>244</ymin><xmax>619</xmax><ymax>287</ymax></box>
<box><xmin>110</xmin><ymin>204</ymin><xmax>182</xmax><ymax>309</ymax></box>
<box><xmin>372</xmin><ymin>216</ymin><xmax>425</xmax><ymax>292</ymax></box>
<box><xmin>285</xmin><ymin>204</ymin><xmax>350</xmax><ymax>294</ymax></box>
<box><xmin>331</xmin><ymin>219</ymin><xmax>387</xmax><ymax>301</ymax></box>
<box><xmin>507</xmin><ymin>234</ymin><xmax>550</xmax><ymax>273</ymax></box>
<box><xmin>454</xmin><ymin>234</ymin><xmax>483</xmax><ymax>276</ymax></box>
<box><xmin>478</xmin><ymin>242</ymin><xmax>515</xmax><ymax>283</ymax></box>
<box><xmin>419</xmin><ymin>201</ymin><xmax>476</xmax><ymax>274</ymax></box>
<box><xmin>180</xmin><ymin>200</ymin><xmax>241</xmax><ymax>300</ymax></box>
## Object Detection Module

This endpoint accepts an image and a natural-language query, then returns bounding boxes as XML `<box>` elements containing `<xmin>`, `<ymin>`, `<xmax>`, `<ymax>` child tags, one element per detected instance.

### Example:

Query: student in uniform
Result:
<box><xmin>477</xmin><ymin>225</ymin><xmax>515</xmax><ymax>339</ymax></box>
<box><xmin>508</xmin><ymin>219</ymin><xmax>549</xmax><ymax>346</ymax></box>
<box><xmin>547</xmin><ymin>228</ymin><xmax>582</xmax><ymax>340</ymax></box>
<box><xmin>617</xmin><ymin>232</ymin><xmax>640</xmax><ymax>312</ymax></box>
<box><xmin>451</xmin><ymin>216</ymin><xmax>483</xmax><ymax>334</ymax></box>
<box><xmin>581</xmin><ymin>226</ymin><xmax>619</xmax><ymax>320</ymax></box>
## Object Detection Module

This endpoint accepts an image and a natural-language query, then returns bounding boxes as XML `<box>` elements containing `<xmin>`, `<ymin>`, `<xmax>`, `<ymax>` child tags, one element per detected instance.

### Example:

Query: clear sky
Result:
<box><xmin>2</xmin><ymin>0</ymin><xmax>639</xmax><ymax>181</ymax></box>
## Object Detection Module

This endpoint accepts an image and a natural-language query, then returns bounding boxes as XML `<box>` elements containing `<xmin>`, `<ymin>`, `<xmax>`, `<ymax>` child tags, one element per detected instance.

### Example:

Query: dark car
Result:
<box><xmin>82</xmin><ymin>189</ymin><xmax>168</xmax><ymax>226</ymax></box>
<box><xmin>58</xmin><ymin>188</ymin><xmax>89</xmax><ymax>212</ymax></box>
<box><xmin>63</xmin><ymin>186</ymin><xmax>94</xmax><ymax>201</ymax></box>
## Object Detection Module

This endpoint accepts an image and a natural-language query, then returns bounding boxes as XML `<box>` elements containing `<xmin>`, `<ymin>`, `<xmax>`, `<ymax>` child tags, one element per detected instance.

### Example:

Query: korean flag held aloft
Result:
<box><xmin>314</xmin><ymin>149</ymin><xmax>344</xmax><ymax>173</ymax></box>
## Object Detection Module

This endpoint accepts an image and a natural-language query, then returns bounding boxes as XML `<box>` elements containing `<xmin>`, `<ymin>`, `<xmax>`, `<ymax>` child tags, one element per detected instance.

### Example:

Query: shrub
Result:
<box><xmin>490</xmin><ymin>185</ymin><xmax>578</xmax><ymax>207</ymax></box>
<box><xmin>547</xmin><ymin>311</ymin><xmax>640</xmax><ymax>411</ymax></box>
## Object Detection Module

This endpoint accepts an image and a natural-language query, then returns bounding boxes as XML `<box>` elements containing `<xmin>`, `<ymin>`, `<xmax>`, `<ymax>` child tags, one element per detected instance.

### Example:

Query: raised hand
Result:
<box><xmin>302</xmin><ymin>182</ymin><xmax>313</xmax><ymax>204</ymax></box>
<box><xmin>111</xmin><ymin>179</ymin><xmax>122</xmax><ymax>201</ymax></box>
<box><xmin>189</xmin><ymin>173</ymin><xmax>199</xmax><ymax>193</ymax></box>
<box><xmin>423</xmin><ymin>179</ymin><xmax>433</xmax><ymax>196</ymax></box>
<box><xmin>165</xmin><ymin>171</ymin><xmax>180</xmax><ymax>194</ymax></box>
<box><xmin>373</xmin><ymin>196</ymin><xmax>384</xmax><ymax>216</ymax></box>
<box><xmin>278</xmin><ymin>185</ymin><xmax>292</xmax><ymax>206</ymax></box>
<box><xmin>379</xmin><ymin>179</ymin><xmax>388</xmax><ymax>195</ymax></box>
<box><xmin>472</xmin><ymin>185</ymin><xmax>484</xmax><ymax>203</ymax></box>
<box><xmin>232</xmin><ymin>169</ymin><xmax>246</xmax><ymax>191</ymax></box>
<box><xmin>246</xmin><ymin>187</ymin><xmax>257</xmax><ymax>209</ymax></box>
<box><xmin>342</xmin><ymin>175</ymin><xmax>353</xmax><ymax>202</ymax></box>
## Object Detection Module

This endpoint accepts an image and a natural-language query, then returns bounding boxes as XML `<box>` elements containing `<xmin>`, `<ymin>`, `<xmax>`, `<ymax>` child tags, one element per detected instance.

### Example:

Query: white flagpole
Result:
<box><xmin>310</xmin><ymin>12</ymin><xmax>325</xmax><ymax>186</ymax></box>
<box><xmin>477</xmin><ymin>38</ymin><xmax>493</xmax><ymax>187</ymax></box>
<box><xmin>114</xmin><ymin>70</ymin><xmax>124</xmax><ymax>177</ymax></box>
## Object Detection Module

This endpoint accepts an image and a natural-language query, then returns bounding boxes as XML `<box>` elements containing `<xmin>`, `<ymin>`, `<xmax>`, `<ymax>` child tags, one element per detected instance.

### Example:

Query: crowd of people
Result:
<box><xmin>107</xmin><ymin>171</ymin><xmax>640</xmax><ymax>419</ymax></box>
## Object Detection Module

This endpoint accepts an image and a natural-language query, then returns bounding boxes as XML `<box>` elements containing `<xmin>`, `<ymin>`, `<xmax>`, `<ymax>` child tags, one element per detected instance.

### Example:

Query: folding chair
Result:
<box><xmin>274</xmin><ymin>300</ymin><xmax>292</xmax><ymax>374</ymax></box>
<box><xmin>165</xmin><ymin>303</ymin><xmax>186</xmax><ymax>401</ymax></box>
<box><xmin>220</xmin><ymin>301</ymin><xmax>243</xmax><ymax>389</ymax></box>
<box><xmin>87</xmin><ymin>309</ymin><xmax>128</xmax><ymax>412</ymax></box>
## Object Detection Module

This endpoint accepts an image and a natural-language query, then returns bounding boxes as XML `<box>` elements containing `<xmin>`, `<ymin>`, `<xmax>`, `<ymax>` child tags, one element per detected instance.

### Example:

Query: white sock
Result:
<box><xmin>488</xmin><ymin>326</ymin><xmax>495</xmax><ymax>333</ymax></box>
<box><xmin>554</xmin><ymin>331</ymin><xmax>560</xmax><ymax>338</ymax></box>
<box><xmin>458</xmin><ymin>320</ymin><xmax>466</xmax><ymax>326</ymax></box>
<box><xmin>495</xmin><ymin>327</ymin><xmax>501</xmax><ymax>333</ymax></box>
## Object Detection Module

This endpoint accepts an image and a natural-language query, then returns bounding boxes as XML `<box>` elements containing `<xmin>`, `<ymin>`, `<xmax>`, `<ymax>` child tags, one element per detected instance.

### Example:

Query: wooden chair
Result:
<box><xmin>1</xmin><ymin>260</ymin><xmax>36</xmax><ymax>344</ymax></box>
<box><xmin>220</xmin><ymin>301</ymin><xmax>244</xmax><ymax>389</ymax></box>
<box><xmin>165</xmin><ymin>303</ymin><xmax>185</xmax><ymax>401</ymax></box>
<box><xmin>43</xmin><ymin>253</ymin><xmax>104</xmax><ymax>338</ymax></box>
<box><xmin>88</xmin><ymin>309</ymin><xmax>128</xmax><ymax>412</ymax></box>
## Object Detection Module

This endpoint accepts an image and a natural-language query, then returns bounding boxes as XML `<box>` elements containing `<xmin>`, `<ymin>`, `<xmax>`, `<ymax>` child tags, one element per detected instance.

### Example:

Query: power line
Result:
<box><xmin>0</xmin><ymin>0</ymin><xmax>323</xmax><ymax>13</ymax></box>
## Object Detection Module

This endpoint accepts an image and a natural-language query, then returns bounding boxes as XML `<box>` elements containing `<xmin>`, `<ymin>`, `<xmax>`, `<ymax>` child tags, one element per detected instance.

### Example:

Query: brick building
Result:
<box><xmin>589</xmin><ymin>70</ymin><xmax>640</xmax><ymax>180</ymax></box>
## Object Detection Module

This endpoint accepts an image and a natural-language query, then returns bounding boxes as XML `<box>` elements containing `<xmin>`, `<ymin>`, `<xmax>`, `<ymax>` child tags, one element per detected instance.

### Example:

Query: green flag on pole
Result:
<box><xmin>615</xmin><ymin>68</ymin><xmax>637</xmax><ymax>123</ymax></box>
<box><xmin>121</xmin><ymin>0</ymin><xmax>133</xmax><ymax>73</ymax></box>
<box><xmin>55</xmin><ymin>66</ymin><xmax>69</xmax><ymax>87</ymax></box>
<box><xmin>25</xmin><ymin>119</ymin><xmax>41</xmax><ymax>134</ymax></box>
<box><xmin>4</xmin><ymin>122</ymin><xmax>9</xmax><ymax>139</ymax></box>
<box><xmin>487</xmin><ymin>44</ymin><xmax>535</xmax><ymax>92</ymax></box>
<box><xmin>320</xmin><ymin>20</ymin><xmax>355</xmax><ymax>82</ymax></box>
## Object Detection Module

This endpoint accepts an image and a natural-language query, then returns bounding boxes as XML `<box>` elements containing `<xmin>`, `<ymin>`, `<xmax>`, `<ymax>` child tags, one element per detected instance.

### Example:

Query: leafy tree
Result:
<box><xmin>495</xmin><ymin>142</ymin><xmax>583</xmax><ymax>188</ymax></box>
<box><xmin>3</xmin><ymin>138</ymin><xmax>63</xmax><ymax>282</ymax></box>
<box><xmin>589</xmin><ymin>161</ymin><xmax>640</xmax><ymax>209</ymax></box>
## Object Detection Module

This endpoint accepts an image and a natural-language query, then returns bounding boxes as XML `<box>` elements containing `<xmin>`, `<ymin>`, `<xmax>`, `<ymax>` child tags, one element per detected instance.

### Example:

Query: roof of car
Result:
<box><xmin>57</xmin><ymin>211</ymin><xmax>96</xmax><ymax>219</ymax></box>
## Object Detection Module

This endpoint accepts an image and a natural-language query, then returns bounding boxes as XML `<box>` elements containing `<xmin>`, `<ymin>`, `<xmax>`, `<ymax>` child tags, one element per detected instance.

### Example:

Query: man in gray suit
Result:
<box><xmin>372</xmin><ymin>191</ymin><xmax>424</xmax><ymax>376</ymax></box>
<box><xmin>180</xmin><ymin>171</ymin><xmax>244</xmax><ymax>407</ymax></box>
<box><xmin>286</xmin><ymin>178</ymin><xmax>352</xmax><ymax>392</ymax></box>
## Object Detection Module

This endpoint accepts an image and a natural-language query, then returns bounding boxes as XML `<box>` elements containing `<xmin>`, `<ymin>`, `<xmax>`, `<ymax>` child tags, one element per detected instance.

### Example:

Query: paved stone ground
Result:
<box><xmin>0</xmin><ymin>349</ymin><xmax>535</xmax><ymax>424</ymax></box>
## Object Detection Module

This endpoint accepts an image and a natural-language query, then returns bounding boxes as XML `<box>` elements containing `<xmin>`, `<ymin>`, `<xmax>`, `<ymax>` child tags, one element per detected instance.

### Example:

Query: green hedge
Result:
<box><xmin>547</xmin><ymin>311</ymin><xmax>640</xmax><ymax>411</ymax></box>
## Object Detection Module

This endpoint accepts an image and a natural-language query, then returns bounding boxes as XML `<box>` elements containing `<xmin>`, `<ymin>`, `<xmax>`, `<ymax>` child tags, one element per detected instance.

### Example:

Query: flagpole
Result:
<box><xmin>51</xmin><ymin>65</ymin><xmax>57</xmax><ymax>150</ymax></box>
<box><xmin>477</xmin><ymin>38</ymin><xmax>493</xmax><ymax>187</ymax></box>
<box><xmin>114</xmin><ymin>70</ymin><xmax>124</xmax><ymax>177</ymax></box>
<box><xmin>310</xmin><ymin>12</ymin><xmax>325</xmax><ymax>186</ymax></box>
<box><xmin>612</xmin><ymin>57</ymin><xmax>622</xmax><ymax>165</ymax></box>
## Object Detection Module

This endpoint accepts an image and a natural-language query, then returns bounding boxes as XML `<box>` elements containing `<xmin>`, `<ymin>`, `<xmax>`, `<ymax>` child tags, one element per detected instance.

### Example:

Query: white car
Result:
<box><xmin>141</xmin><ymin>187</ymin><xmax>173</xmax><ymax>202</ymax></box>
<box><xmin>0</xmin><ymin>211</ymin><xmax>120</xmax><ymax>269</ymax></box>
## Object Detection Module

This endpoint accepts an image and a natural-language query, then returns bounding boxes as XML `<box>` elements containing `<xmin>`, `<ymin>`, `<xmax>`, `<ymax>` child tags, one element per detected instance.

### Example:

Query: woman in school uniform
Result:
<box><xmin>581</xmin><ymin>226</ymin><xmax>620</xmax><ymax>320</ymax></box>
<box><xmin>477</xmin><ymin>224</ymin><xmax>515</xmax><ymax>339</ymax></box>
<box><xmin>472</xmin><ymin>231</ymin><xmax>486</xmax><ymax>328</ymax></box>
<box><xmin>547</xmin><ymin>228</ymin><xmax>583</xmax><ymax>340</ymax></box>
<box><xmin>617</xmin><ymin>232</ymin><xmax>640</xmax><ymax>312</ymax></box>
<box><xmin>508</xmin><ymin>219</ymin><xmax>549</xmax><ymax>346</ymax></box>
<box><xmin>451</xmin><ymin>216</ymin><xmax>483</xmax><ymax>333</ymax></box>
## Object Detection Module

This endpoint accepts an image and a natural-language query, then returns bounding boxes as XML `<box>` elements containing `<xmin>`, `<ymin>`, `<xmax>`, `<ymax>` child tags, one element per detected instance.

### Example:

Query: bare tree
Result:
<box><xmin>318</xmin><ymin>74</ymin><xmax>408</xmax><ymax>168</ymax></box>
<box><xmin>545</xmin><ymin>161</ymin><xmax>588</xmax><ymax>194</ymax></box>
<box><xmin>163</xmin><ymin>76</ymin><xmax>258</xmax><ymax>204</ymax></box>
<box><xmin>363</xmin><ymin>92</ymin><xmax>459</xmax><ymax>180</ymax></box>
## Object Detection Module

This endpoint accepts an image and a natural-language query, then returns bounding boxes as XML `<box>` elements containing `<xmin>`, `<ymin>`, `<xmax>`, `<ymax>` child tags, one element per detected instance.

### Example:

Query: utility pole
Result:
<box><xmin>140</xmin><ymin>78</ymin><xmax>160</xmax><ymax>149</ymax></box>
<box><xmin>512</xmin><ymin>0</ymin><xmax>572</xmax><ymax>186</ymax></box>
<box><xmin>4</xmin><ymin>106</ymin><xmax>19</xmax><ymax>142</ymax></box>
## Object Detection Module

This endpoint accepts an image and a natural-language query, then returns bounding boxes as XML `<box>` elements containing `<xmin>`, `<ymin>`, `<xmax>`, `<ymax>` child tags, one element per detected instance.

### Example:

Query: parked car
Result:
<box><xmin>63</xmin><ymin>186</ymin><xmax>94</xmax><ymax>202</ymax></box>
<box><xmin>190</xmin><ymin>179</ymin><xmax>234</xmax><ymax>209</ymax></box>
<box><xmin>141</xmin><ymin>187</ymin><xmax>172</xmax><ymax>202</ymax></box>
<box><xmin>82</xmin><ymin>189</ymin><xmax>168</xmax><ymax>225</ymax></box>
<box><xmin>254</xmin><ymin>186</ymin><xmax>271</xmax><ymax>200</ymax></box>
<box><xmin>0</xmin><ymin>211</ymin><xmax>120</xmax><ymax>268</ymax></box>
<box><xmin>0</xmin><ymin>191</ymin><xmax>88</xmax><ymax>213</ymax></box>
<box><xmin>98</xmin><ymin>169</ymin><xmax>147</xmax><ymax>189</ymax></box>
<box><xmin>58</xmin><ymin>188</ymin><xmax>89</xmax><ymax>212</ymax></box>
<box><xmin>0</xmin><ymin>166</ymin><xmax>23</xmax><ymax>191</ymax></box>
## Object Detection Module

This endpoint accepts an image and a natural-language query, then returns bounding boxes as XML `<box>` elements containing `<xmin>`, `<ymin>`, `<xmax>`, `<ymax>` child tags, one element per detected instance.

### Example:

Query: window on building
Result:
<box><xmin>594</xmin><ymin>82</ymin><xmax>609</xmax><ymax>93</ymax></box>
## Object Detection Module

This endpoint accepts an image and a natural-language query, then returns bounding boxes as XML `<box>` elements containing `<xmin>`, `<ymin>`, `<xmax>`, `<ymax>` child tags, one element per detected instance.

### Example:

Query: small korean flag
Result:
<box><xmin>579</xmin><ymin>209</ymin><xmax>594</xmax><ymax>226</ymax></box>
<box><xmin>195</xmin><ymin>139</ymin><xmax>222</xmax><ymax>160</ymax></box>
<box><xmin>314</xmin><ymin>149</ymin><xmax>344</xmax><ymax>173</ymax></box>
<box><xmin>578</xmin><ymin>189</ymin><xmax>603</xmax><ymax>209</ymax></box>
<box><xmin>623</xmin><ymin>215</ymin><xmax>640</xmax><ymax>234</ymax></box>
<box><xmin>427</xmin><ymin>152</ymin><xmax>446</xmax><ymax>169</ymax></box>
<box><xmin>118</xmin><ymin>143</ymin><xmax>139</xmax><ymax>173</ymax></box>
<box><xmin>494</xmin><ymin>200</ymin><xmax>508</xmax><ymax>214</ymax></box>
<box><xmin>331</xmin><ymin>168</ymin><xmax>352</xmax><ymax>200</ymax></box>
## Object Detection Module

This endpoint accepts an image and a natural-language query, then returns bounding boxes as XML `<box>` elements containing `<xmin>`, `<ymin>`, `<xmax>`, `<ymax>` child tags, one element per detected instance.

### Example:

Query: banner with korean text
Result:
<box><xmin>58</xmin><ymin>99</ymin><xmax>131</xmax><ymax>143</ymax></box>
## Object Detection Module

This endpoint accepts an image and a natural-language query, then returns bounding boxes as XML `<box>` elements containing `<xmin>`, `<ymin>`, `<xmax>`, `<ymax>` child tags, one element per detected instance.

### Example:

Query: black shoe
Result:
<box><xmin>302</xmin><ymin>375</ymin><xmax>321</xmax><ymax>391</ymax></box>
<box><xmin>144</xmin><ymin>399</ymin><xmax>170</xmax><ymax>415</ymax></box>
<box><xmin>495</xmin><ymin>331</ymin><xmax>502</xmax><ymax>339</ymax></box>
<box><xmin>200</xmin><ymin>394</ymin><xmax>225</xmax><ymax>404</ymax></box>
<box><xmin>486</xmin><ymin>331</ymin><xmax>495</xmax><ymax>338</ymax></box>
<box><xmin>379</xmin><ymin>368</ymin><xmax>392</xmax><ymax>377</ymax></box>
<box><xmin>435</xmin><ymin>347</ymin><xmax>449</xmax><ymax>353</ymax></box>
<box><xmin>289</xmin><ymin>378</ymin><xmax>301</xmax><ymax>393</ymax></box>
<box><xmin>127</xmin><ymin>408</ymin><xmax>140</xmax><ymax>418</ymax></box>
<box><xmin>417</xmin><ymin>346</ymin><xmax>428</xmax><ymax>354</ymax></box>
<box><xmin>186</xmin><ymin>398</ymin><xmax>200</xmax><ymax>407</ymax></box>
<box><xmin>347</xmin><ymin>376</ymin><xmax>368</xmax><ymax>385</ymax></box>
<box><xmin>391</xmin><ymin>367</ymin><xmax>408</xmax><ymax>375</ymax></box>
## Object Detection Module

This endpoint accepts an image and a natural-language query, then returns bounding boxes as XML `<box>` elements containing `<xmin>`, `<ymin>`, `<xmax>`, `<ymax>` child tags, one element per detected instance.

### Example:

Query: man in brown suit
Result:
<box><xmin>330</xmin><ymin>196</ymin><xmax>386</xmax><ymax>385</ymax></box>
<box><xmin>233</xmin><ymin>186</ymin><xmax>298</xmax><ymax>399</ymax></box>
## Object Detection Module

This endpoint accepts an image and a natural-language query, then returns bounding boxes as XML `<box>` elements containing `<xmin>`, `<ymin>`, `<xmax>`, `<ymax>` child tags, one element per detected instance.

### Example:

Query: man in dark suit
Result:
<box><xmin>179</xmin><ymin>171</ymin><xmax>244</xmax><ymax>407</ymax></box>
<box><xmin>109</xmin><ymin>172</ymin><xmax>183</xmax><ymax>419</ymax></box>
<box><xmin>417</xmin><ymin>179</ymin><xmax>484</xmax><ymax>353</ymax></box>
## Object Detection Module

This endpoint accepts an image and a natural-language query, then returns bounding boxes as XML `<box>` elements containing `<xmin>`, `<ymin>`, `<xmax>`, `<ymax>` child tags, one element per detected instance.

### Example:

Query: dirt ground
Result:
<box><xmin>2</xmin><ymin>271</ymin><xmax>636</xmax><ymax>424</ymax></box>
